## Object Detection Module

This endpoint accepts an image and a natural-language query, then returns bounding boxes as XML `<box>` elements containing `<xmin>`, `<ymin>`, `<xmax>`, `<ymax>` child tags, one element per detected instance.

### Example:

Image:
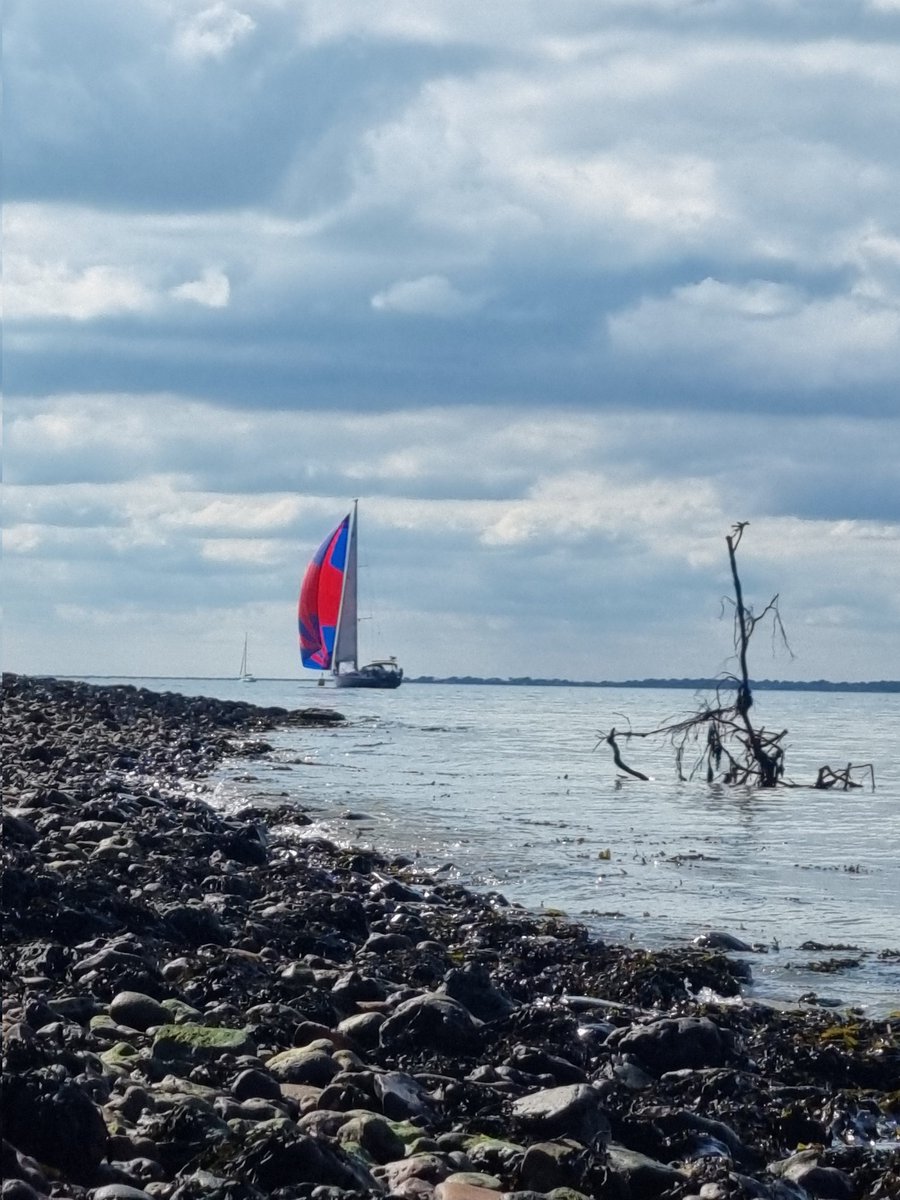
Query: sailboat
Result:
<box><xmin>298</xmin><ymin>501</ymin><xmax>403</xmax><ymax>689</ymax></box>
<box><xmin>239</xmin><ymin>634</ymin><xmax>256</xmax><ymax>683</ymax></box>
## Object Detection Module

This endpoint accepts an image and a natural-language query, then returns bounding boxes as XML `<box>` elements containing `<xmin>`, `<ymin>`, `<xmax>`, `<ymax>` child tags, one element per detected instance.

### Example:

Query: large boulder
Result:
<box><xmin>511</xmin><ymin>1084</ymin><xmax>610</xmax><ymax>1147</ymax></box>
<box><xmin>608</xmin><ymin>1016</ymin><xmax>734</xmax><ymax>1075</ymax></box>
<box><xmin>1</xmin><ymin>1071</ymin><xmax>107</xmax><ymax>1184</ymax></box>
<box><xmin>378</xmin><ymin>994</ymin><xmax>483</xmax><ymax>1054</ymax></box>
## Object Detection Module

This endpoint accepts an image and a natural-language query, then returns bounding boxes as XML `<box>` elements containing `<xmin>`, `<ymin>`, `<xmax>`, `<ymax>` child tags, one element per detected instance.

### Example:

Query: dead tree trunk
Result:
<box><xmin>726</xmin><ymin>524</ymin><xmax>782</xmax><ymax>787</ymax></box>
<box><xmin>599</xmin><ymin>524</ymin><xmax>874</xmax><ymax>790</ymax></box>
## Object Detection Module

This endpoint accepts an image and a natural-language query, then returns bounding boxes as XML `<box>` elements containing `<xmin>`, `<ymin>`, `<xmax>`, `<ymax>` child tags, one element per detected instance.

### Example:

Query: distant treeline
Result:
<box><xmin>409</xmin><ymin>676</ymin><xmax>900</xmax><ymax>693</ymax></box>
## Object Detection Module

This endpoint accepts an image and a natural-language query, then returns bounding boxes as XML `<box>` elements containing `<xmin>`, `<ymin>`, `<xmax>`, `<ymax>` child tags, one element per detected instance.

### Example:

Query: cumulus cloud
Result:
<box><xmin>200</xmin><ymin>538</ymin><xmax>284</xmax><ymax>564</ymax></box>
<box><xmin>6</xmin><ymin>259</ymin><xmax>154</xmax><ymax>321</ymax></box>
<box><xmin>173</xmin><ymin>3</ymin><xmax>256</xmax><ymax>61</ymax></box>
<box><xmin>170</xmin><ymin>268</ymin><xmax>231</xmax><ymax>308</ymax></box>
<box><xmin>608</xmin><ymin>276</ymin><xmax>900</xmax><ymax>389</ymax></box>
<box><xmin>371</xmin><ymin>274</ymin><xmax>483</xmax><ymax>316</ymax></box>
<box><xmin>478</xmin><ymin>471</ymin><xmax>720</xmax><ymax>547</ymax></box>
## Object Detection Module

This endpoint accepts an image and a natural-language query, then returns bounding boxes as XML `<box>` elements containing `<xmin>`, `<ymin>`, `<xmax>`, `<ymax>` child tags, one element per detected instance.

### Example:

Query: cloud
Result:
<box><xmin>170</xmin><ymin>268</ymin><xmax>231</xmax><ymax>308</ymax></box>
<box><xmin>200</xmin><ymin>538</ymin><xmax>284</xmax><ymax>565</ymax></box>
<box><xmin>371</xmin><ymin>274</ymin><xmax>483</xmax><ymax>316</ymax></box>
<box><xmin>3</xmin><ymin>1</ymin><xmax>899</xmax><ymax>680</ymax></box>
<box><xmin>6</xmin><ymin>258</ymin><xmax>155</xmax><ymax>320</ymax></box>
<box><xmin>608</xmin><ymin>275</ymin><xmax>900</xmax><ymax>390</ymax></box>
<box><xmin>173</xmin><ymin>3</ymin><xmax>257</xmax><ymax>61</ymax></box>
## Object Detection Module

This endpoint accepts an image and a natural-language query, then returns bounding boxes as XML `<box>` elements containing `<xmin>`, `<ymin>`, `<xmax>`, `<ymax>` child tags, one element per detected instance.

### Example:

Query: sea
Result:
<box><xmin>88</xmin><ymin>677</ymin><xmax>900</xmax><ymax>1018</ymax></box>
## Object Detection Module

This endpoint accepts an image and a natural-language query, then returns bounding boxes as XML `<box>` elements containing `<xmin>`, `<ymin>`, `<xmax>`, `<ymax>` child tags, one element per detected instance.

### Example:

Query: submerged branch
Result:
<box><xmin>602</xmin><ymin>729</ymin><xmax>650</xmax><ymax>781</ymax></box>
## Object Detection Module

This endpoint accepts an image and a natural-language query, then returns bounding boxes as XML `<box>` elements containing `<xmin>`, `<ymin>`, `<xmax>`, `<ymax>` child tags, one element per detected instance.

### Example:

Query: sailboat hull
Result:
<box><xmin>335</xmin><ymin>661</ymin><xmax>403</xmax><ymax>689</ymax></box>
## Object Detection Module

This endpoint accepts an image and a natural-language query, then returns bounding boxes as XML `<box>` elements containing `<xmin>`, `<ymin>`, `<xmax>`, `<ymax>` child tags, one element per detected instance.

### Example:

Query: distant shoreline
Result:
<box><xmin>54</xmin><ymin>673</ymin><xmax>900</xmax><ymax>694</ymax></box>
<box><xmin>410</xmin><ymin>676</ymin><xmax>900</xmax><ymax>692</ymax></box>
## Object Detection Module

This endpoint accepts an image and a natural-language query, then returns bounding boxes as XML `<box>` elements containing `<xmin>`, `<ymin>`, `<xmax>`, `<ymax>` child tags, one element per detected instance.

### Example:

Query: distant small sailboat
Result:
<box><xmin>298</xmin><ymin>500</ymin><xmax>403</xmax><ymax>689</ymax></box>
<box><xmin>239</xmin><ymin>634</ymin><xmax>256</xmax><ymax>683</ymax></box>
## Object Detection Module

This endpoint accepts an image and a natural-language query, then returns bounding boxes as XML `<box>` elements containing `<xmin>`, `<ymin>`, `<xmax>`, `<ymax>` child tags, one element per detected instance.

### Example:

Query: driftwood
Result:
<box><xmin>600</xmin><ymin>524</ymin><xmax>876</xmax><ymax>791</ymax></box>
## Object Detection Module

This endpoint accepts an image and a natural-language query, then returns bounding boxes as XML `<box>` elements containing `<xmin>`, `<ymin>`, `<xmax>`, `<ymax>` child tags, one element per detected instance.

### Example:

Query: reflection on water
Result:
<box><xmin>110</xmin><ymin>677</ymin><xmax>899</xmax><ymax>1016</ymax></box>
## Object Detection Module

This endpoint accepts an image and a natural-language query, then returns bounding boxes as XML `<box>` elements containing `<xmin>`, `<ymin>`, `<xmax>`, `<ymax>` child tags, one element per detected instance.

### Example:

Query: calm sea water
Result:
<box><xmin>93</xmin><ymin>677</ymin><xmax>900</xmax><ymax>1017</ymax></box>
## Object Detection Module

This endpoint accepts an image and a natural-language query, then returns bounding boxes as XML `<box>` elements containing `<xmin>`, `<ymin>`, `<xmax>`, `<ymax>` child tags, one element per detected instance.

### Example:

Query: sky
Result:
<box><xmin>4</xmin><ymin>0</ymin><xmax>900</xmax><ymax>684</ymax></box>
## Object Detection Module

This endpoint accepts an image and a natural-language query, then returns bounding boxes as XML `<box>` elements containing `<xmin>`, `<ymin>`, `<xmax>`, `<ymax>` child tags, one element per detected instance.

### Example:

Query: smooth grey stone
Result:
<box><xmin>91</xmin><ymin>1186</ymin><xmax>154</xmax><ymax>1200</ymax></box>
<box><xmin>109</xmin><ymin>992</ymin><xmax>171</xmax><ymax>1032</ymax></box>
<box><xmin>511</xmin><ymin>1083</ymin><xmax>610</xmax><ymax>1146</ymax></box>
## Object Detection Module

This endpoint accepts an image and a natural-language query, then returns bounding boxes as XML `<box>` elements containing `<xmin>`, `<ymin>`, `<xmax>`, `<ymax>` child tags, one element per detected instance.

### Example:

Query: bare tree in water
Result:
<box><xmin>602</xmin><ymin>524</ymin><xmax>875</xmax><ymax>790</ymax></box>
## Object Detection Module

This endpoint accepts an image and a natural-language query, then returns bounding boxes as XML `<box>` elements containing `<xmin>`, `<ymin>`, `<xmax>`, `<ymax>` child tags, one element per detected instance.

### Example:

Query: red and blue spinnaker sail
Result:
<box><xmin>298</xmin><ymin>515</ymin><xmax>350</xmax><ymax>669</ymax></box>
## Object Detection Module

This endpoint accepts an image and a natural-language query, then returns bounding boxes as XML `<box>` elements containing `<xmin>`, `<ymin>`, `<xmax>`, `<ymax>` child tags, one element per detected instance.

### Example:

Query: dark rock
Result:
<box><xmin>374</xmin><ymin>1070</ymin><xmax>436</xmax><ymax>1120</ymax></box>
<box><xmin>108</xmin><ymin>991</ymin><xmax>172</xmax><ymax>1031</ymax></box>
<box><xmin>439</xmin><ymin>964</ymin><xmax>516</xmax><ymax>1022</ymax></box>
<box><xmin>0</xmin><ymin>1140</ymin><xmax>50</xmax><ymax>1195</ymax></box>
<box><xmin>226</xmin><ymin>1125</ymin><xmax>380</xmax><ymax>1193</ymax></box>
<box><xmin>2</xmin><ymin>813</ymin><xmax>40</xmax><ymax>846</ymax></box>
<box><xmin>772</xmin><ymin>1149</ymin><xmax>856</xmax><ymax>1199</ymax></box>
<box><xmin>693</xmin><ymin>931</ymin><xmax>754</xmax><ymax>952</ymax></box>
<box><xmin>1</xmin><ymin>1183</ymin><xmax>45</xmax><ymax>1200</ymax></box>
<box><xmin>1</xmin><ymin>1072</ymin><xmax>107</xmax><ymax>1184</ymax></box>
<box><xmin>169</xmin><ymin>1170</ymin><xmax>265</xmax><ymax>1200</ymax></box>
<box><xmin>605</xmin><ymin>1144</ymin><xmax>689</xmax><ymax>1198</ymax></box>
<box><xmin>230</xmin><ymin>1068</ymin><xmax>283</xmax><ymax>1102</ymax></box>
<box><xmin>136</xmin><ymin>1100</ymin><xmax>231</xmax><ymax>1173</ymax></box>
<box><xmin>608</xmin><ymin>1015</ymin><xmax>734</xmax><ymax>1074</ymax></box>
<box><xmin>378</xmin><ymin>994</ymin><xmax>484</xmax><ymax>1054</ymax></box>
<box><xmin>518</xmin><ymin>1140</ymin><xmax>593</xmax><ymax>1192</ymax></box>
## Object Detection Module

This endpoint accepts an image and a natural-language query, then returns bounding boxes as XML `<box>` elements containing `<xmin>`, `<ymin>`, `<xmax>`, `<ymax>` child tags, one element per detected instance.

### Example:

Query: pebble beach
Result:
<box><xmin>2</xmin><ymin>673</ymin><xmax>899</xmax><ymax>1200</ymax></box>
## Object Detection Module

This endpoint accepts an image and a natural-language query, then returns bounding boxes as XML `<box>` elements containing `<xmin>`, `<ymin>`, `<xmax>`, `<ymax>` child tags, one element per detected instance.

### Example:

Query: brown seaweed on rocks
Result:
<box><xmin>2</xmin><ymin>672</ymin><xmax>899</xmax><ymax>1200</ymax></box>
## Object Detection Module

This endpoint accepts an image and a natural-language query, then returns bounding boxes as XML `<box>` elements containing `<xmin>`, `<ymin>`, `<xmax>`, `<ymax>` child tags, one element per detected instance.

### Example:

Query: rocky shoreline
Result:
<box><xmin>2</xmin><ymin>673</ymin><xmax>898</xmax><ymax>1200</ymax></box>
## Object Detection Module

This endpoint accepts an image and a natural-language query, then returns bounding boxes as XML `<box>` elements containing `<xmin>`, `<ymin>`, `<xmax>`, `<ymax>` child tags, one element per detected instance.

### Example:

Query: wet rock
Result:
<box><xmin>375</xmin><ymin>1152</ymin><xmax>454</xmax><ymax>1192</ymax></box>
<box><xmin>136</xmin><ymin>1100</ymin><xmax>231</xmax><ymax>1172</ymax></box>
<box><xmin>434</xmin><ymin>1183</ymin><xmax>503</xmax><ymax>1200</ymax></box>
<box><xmin>90</xmin><ymin>1186</ymin><xmax>155</xmax><ymax>1200</ymax></box>
<box><xmin>336</xmin><ymin>1010</ymin><xmax>385</xmax><ymax>1049</ymax></box>
<box><xmin>336</xmin><ymin>1113</ymin><xmax>407</xmax><ymax>1163</ymax></box>
<box><xmin>69</xmin><ymin>820</ymin><xmax>123</xmax><ymax>843</ymax></box>
<box><xmin>507</xmin><ymin>1045</ymin><xmax>587</xmax><ymax>1086</ymax></box>
<box><xmin>230</xmin><ymin>1068</ymin><xmax>282</xmax><ymax>1102</ymax></box>
<box><xmin>693</xmin><ymin>931</ymin><xmax>754</xmax><ymax>952</ymax></box>
<box><xmin>438</xmin><ymin>964</ymin><xmax>516</xmax><ymax>1022</ymax></box>
<box><xmin>512</xmin><ymin>1084</ymin><xmax>610</xmax><ymax>1147</ymax></box>
<box><xmin>771</xmin><ymin>1149</ymin><xmax>855</xmax><ymax>1199</ymax></box>
<box><xmin>1</xmin><ymin>1184</ymin><xmax>46</xmax><ymax>1200</ymax></box>
<box><xmin>151</xmin><ymin>1022</ymin><xmax>256</xmax><ymax>1066</ymax></box>
<box><xmin>2</xmin><ymin>813</ymin><xmax>40</xmax><ymax>847</ymax></box>
<box><xmin>1</xmin><ymin>1071</ymin><xmax>107</xmax><ymax>1184</ymax></box>
<box><xmin>519</xmin><ymin>1140</ymin><xmax>592</xmax><ymax>1193</ymax></box>
<box><xmin>0</xmin><ymin>1140</ymin><xmax>50</xmax><ymax>1195</ymax></box>
<box><xmin>608</xmin><ymin>1015</ymin><xmax>735</xmax><ymax>1074</ymax></box>
<box><xmin>378</xmin><ymin>994</ymin><xmax>484</xmax><ymax>1054</ymax></box>
<box><xmin>374</xmin><ymin>1070</ymin><xmax>437</xmax><ymax>1120</ymax></box>
<box><xmin>168</xmin><ymin>1170</ymin><xmax>265</xmax><ymax>1200</ymax></box>
<box><xmin>226</xmin><ymin>1124</ymin><xmax>381</xmax><ymax>1193</ymax></box>
<box><xmin>605</xmin><ymin>1145</ymin><xmax>689</xmax><ymax>1198</ymax></box>
<box><xmin>264</xmin><ymin>1047</ymin><xmax>340</xmax><ymax>1086</ymax></box>
<box><xmin>109</xmin><ymin>991</ymin><xmax>172</xmax><ymax>1032</ymax></box>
